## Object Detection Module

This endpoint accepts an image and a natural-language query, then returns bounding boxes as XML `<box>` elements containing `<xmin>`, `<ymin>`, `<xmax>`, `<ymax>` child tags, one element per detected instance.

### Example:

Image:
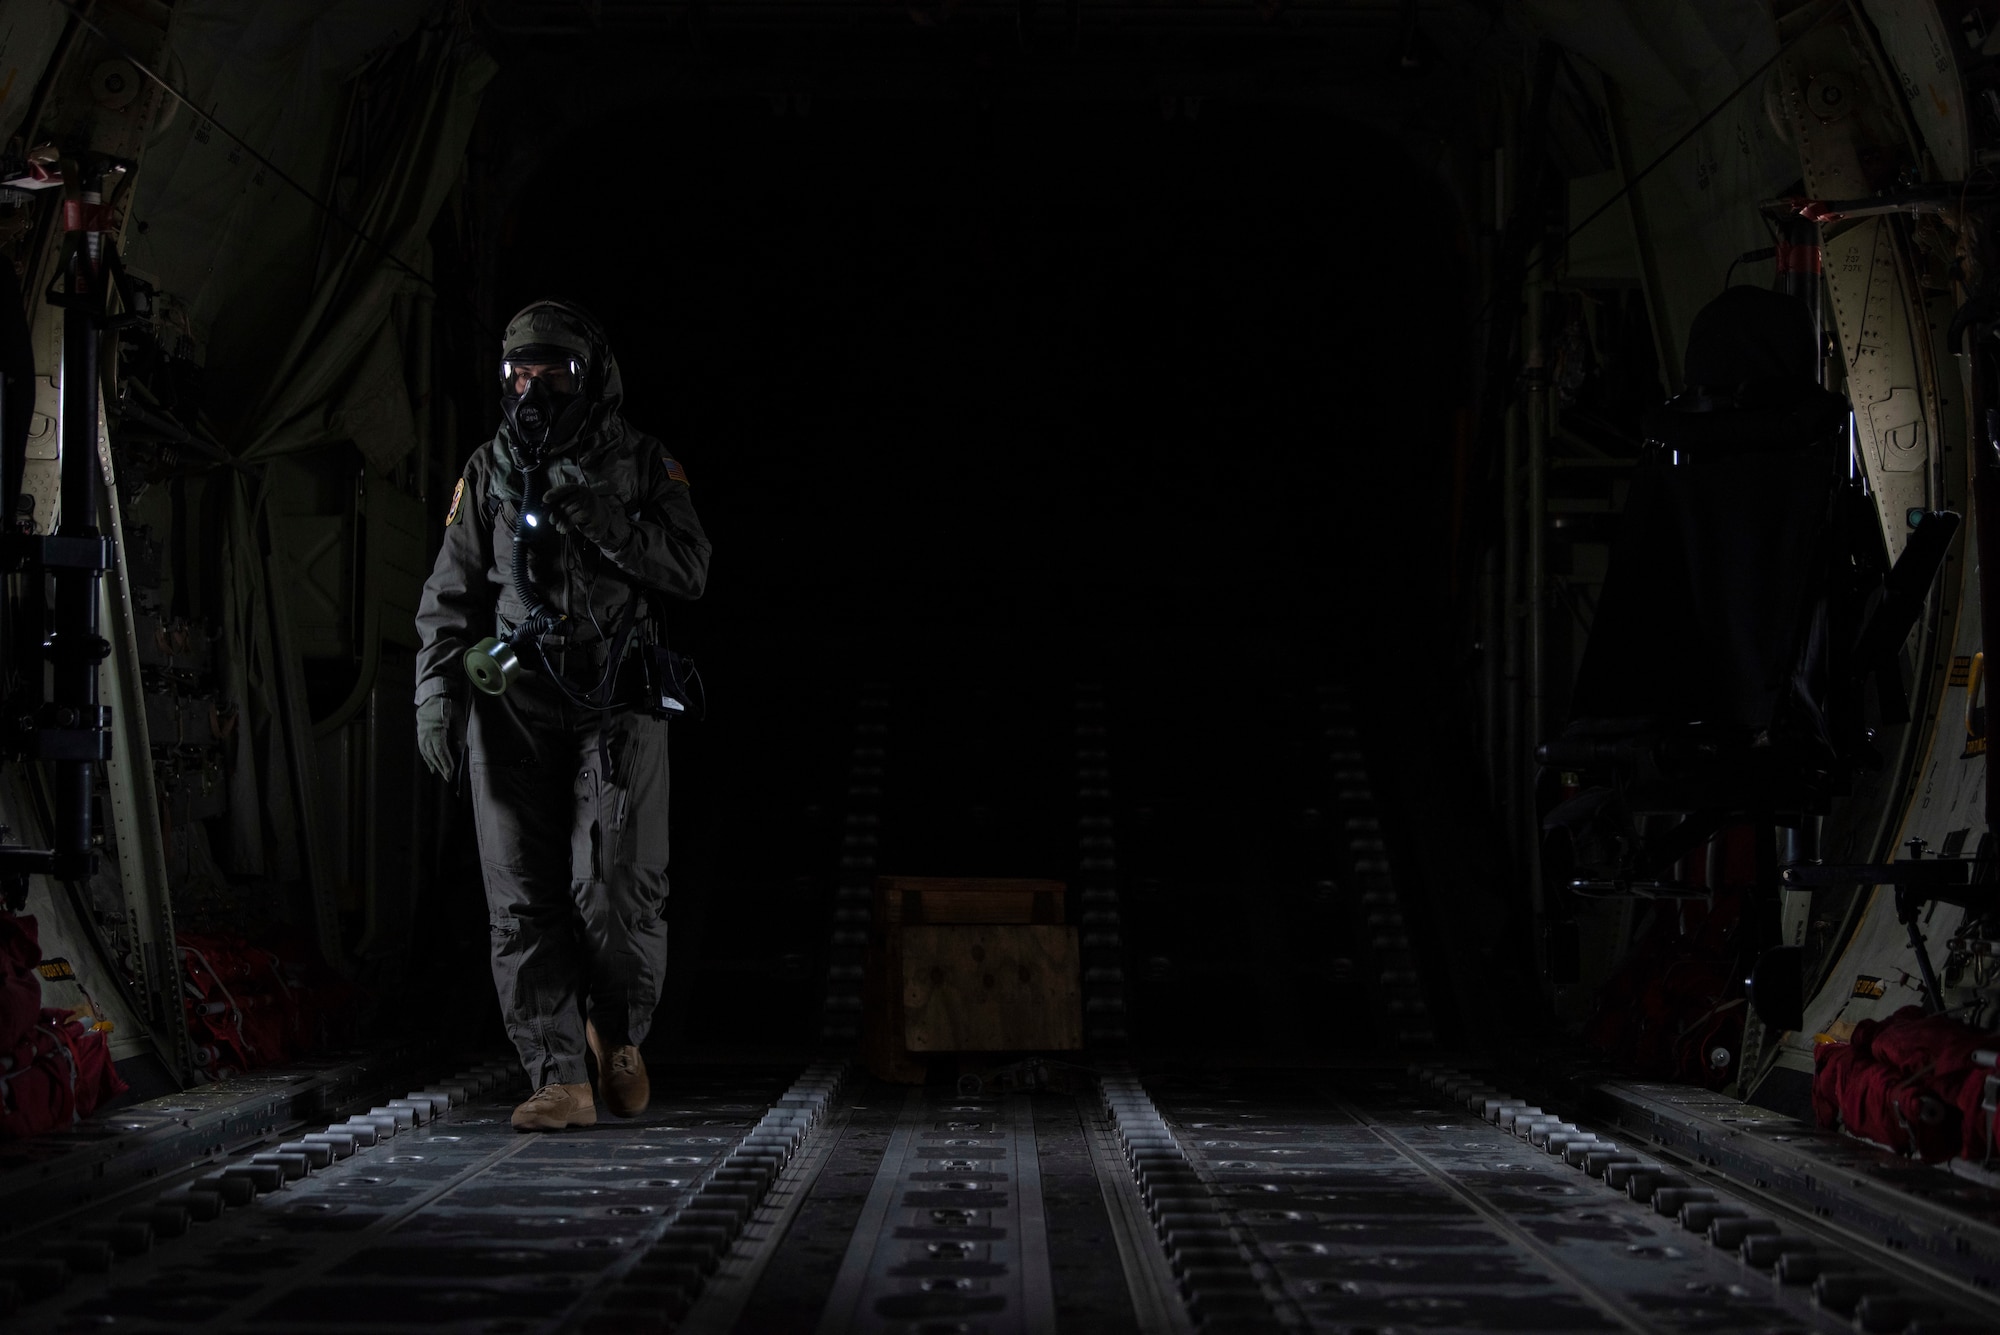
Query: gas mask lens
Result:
<box><xmin>500</xmin><ymin>355</ymin><xmax>584</xmax><ymax>398</ymax></box>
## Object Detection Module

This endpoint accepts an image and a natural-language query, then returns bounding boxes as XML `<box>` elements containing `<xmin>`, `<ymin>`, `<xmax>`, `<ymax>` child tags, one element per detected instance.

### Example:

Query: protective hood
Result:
<box><xmin>501</xmin><ymin>303</ymin><xmax>595</xmax><ymax>369</ymax></box>
<box><xmin>496</xmin><ymin>299</ymin><xmax>627</xmax><ymax>466</ymax></box>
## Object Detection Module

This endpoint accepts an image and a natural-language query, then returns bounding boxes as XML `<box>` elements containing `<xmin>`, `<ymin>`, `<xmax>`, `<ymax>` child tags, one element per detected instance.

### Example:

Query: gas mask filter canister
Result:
<box><xmin>464</xmin><ymin>635</ymin><xmax>522</xmax><ymax>695</ymax></box>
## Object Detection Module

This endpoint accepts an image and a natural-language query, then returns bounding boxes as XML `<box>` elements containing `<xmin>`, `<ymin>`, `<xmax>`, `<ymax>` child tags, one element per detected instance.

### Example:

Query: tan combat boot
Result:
<box><xmin>587</xmin><ymin>1020</ymin><xmax>651</xmax><ymax>1117</ymax></box>
<box><xmin>512</xmin><ymin>1081</ymin><xmax>597</xmax><ymax>1132</ymax></box>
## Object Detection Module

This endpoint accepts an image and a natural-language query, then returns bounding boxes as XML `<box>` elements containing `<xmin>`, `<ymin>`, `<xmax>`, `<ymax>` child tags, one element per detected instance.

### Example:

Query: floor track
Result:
<box><xmin>7</xmin><ymin>1063</ymin><xmax>839</xmax><ymax>1335</ymax></box>
<box><xmin>814</xmin><ymin>1086</ymin><xmax>1058</xmax><ymax>1335</ymax></box>
<box><xmin>12</xmin><ymin>1062</ymin><xmax>2000</xmax><ymax>1332</ymax></box>
<box><xmin>1136</xmin><ymin>1070</ymin><xmax>2000</xmax><ymax>1334</ymax></box>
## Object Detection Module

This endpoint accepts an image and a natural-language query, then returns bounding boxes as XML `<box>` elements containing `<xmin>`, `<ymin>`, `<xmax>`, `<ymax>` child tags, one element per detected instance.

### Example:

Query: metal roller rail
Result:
<box><xmin>820</xmin><ymin>690</ymin><xmax>889</xmax><ymax>1046</ymax></box>
<box><xmin>1317</xmin><ymin>687</ymin><xmax>1435</xmax><ymax>1049</ymax></box>
<box><xmin>0</xmin><ymin>1057</ymin><xmax>522</xmax><ymax>1319</ymax></box>
<box><xmin>1113</xmin><ymin>1067</ymin><xmax>2000</xmax><ymax>1334</ymax></box>
<box><xmin>0</xmin><ymin>1043</ymin><xmax>463</xmax><ymax>1229</ymax></box>
<box><xmin>1409</xmin><ymin>1063</ymin><xmax>2000</xmax><ymax>1332</ymax></box>
<box><xmin>1563</xmin><ymin>1072</ymin><xmax>2000</xmax><ymax>1293</ymax></box>
<box><xmin>1099</xmin><ymin>1070</ymin><xmax>1290</xmax><ymax>1332</ymax></box>
<box><xmin>1076</xmin><ymin>684</ymin><xmax>1129</xmax><ymax>1047</ymax></box>
<box><xmin>2</xmin><ymin>1061</ymin><xmax>844</xmax><ymax>1334</ymax></box>
<box><xmin>672</xmin><ymin>1078</ymin><xmax>855</xmax><ymax>1333</ymax></box>
<box><xmin>19</xmin><ymin>1054</ymin><xmax>1999</xmax><ymax>1331</ymax></box>
<box><xmin>567</xmin><ymin>1060</ymin><xmax>846</xmax><ymax>1333</ymax></box>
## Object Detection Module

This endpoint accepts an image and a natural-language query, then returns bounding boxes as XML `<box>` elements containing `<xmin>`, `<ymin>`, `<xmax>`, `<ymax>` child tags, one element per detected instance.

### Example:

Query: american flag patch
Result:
<box><xmin>664</xmin><ymin>456</ymin><xmax>689</xmax><ymax>485</ymax></box>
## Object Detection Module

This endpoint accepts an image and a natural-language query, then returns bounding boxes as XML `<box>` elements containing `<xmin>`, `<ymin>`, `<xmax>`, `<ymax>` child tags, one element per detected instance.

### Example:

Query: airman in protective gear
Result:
<box><xmin>414</xmin><ymin>301</ymin><xmax>710</xmax><ymax>1131</ymax></box>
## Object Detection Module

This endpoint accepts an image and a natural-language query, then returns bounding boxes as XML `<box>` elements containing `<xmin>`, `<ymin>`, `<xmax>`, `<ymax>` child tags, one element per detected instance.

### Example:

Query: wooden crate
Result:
<box><xmin>874</xmin><ymin>876</ymin><xmax>1065</xmax><ymax>925</ymax></box>
<box><xmin>900</xmin><ymin>925</ymin><xmax>1082</xmax><ymax>1051</ymax></box>
<box><xmin>862</xmin><ymin>877</ymin><xmax>1081</xmax><ymax>1083</ymax></box>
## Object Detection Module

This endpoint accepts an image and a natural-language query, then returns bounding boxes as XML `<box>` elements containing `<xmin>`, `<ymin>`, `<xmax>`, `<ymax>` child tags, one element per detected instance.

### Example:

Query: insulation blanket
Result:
<box><xmin>1811</xmin><ymin>1006</ymin><xmax>1999</xmax><ymax>1162</ymax></box>
<box><xmin>0</xmin><ymin>914</ymin><xmax>128</xmax><ymax>1139</ymax></box>
<box><xmin>0</xmin><ymin>1013</ymin><xmax>128</xmax><ymax>1140</ymax></box>
<box><xmin>178</xmin><ymin>931</ymin><xmax>354</xmax><ymax>1079</ymax></box>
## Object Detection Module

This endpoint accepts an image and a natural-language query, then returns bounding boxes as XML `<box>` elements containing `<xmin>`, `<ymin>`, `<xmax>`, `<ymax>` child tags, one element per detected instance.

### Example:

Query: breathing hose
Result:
<box><xmin>463</xmin><ymin>458</ymin><xmax>563</xmax><ymax>696</ymax></box>
<box><xmin>510</xmin><ymin>463</ymin><xmax>561</xmax><ymax>639</ymax></box>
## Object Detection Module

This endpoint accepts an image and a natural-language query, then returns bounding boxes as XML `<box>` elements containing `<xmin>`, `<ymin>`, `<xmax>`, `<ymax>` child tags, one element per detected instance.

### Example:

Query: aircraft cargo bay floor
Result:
<box><xmin>7</xmin><ymin>1061</ymin><xmax>2000</xmax><ymax>1334</ymax></box>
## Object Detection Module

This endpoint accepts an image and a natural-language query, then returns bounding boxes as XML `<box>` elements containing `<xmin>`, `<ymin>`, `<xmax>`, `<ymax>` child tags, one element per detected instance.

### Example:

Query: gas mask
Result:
<box><xmin>500</xmin><ymin>351</ymin><xmax>590</xmax><ymax>464</ymax></box>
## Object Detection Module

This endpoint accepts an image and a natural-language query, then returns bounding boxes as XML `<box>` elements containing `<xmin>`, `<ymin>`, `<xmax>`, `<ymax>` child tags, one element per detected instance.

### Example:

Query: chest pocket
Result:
<box><xmin>597</xmin><ymin>456</ymin><xmax>644</xmax><ymax>518</ymax></box>
<box><xmin>547</xmin><ymin>452</ymin><xmax>645</xmax><ymax>515</ymax></box>
<box><xmin>486</xmin><ymin>496</ymin><xmax>518</xmax><ymax>564</ymax></box>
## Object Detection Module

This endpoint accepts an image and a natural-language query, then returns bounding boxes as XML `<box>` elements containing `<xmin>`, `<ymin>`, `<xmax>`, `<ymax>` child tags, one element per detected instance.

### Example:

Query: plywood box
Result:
<box><xmin>900</xmin><ymin>924</ymin><xmax>1082</xmax><ymax>1051</ymax></box>
<box><xmin>874</xmin><ymin>876</ymin><xmax>1065</xmax><ymax>926</ymax></box>
<box><xmin>862</xmin><ymin>876</ymin><xmax>1082</xmax><ymax>1081</ymax></box>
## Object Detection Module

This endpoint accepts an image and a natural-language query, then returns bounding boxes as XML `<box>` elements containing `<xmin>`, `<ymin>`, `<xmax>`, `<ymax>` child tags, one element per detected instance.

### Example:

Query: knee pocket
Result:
<box><xmin>621</xmin><ymin>904</ymin><xmax>667</xmax><ymax>935</ymax></box>
<box><xmin>614</xmin><ymin>811</ymin><xmax>670</xmax><ymax>870</ymax></box>
<box><xmin>621</xmin><ymin>863</ymin><xmax>670</xmax><ymax>919</ymax></box>
<box><xmin>472</xmin><ymin>763</ymin><xmax>572</xmax><ymax>872</ymax></box>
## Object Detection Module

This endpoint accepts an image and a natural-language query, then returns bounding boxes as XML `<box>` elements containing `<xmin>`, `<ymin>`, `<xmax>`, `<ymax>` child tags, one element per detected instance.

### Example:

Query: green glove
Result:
<box><xmin>416</xmin><ymin>695</ymin><xmax>465</xmax><ymax>784</ymax></box>
<box><xmin>543</xmin><ymin>478</ymin><xmax>629</xmax><ymax>549</ymax></box>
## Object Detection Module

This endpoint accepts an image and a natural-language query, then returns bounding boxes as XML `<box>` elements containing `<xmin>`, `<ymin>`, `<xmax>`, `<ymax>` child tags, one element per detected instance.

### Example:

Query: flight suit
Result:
<box><xmin>415</xmin><ymin>403</ymin><xmax>710</xmax><ymax>1088</ymax></box>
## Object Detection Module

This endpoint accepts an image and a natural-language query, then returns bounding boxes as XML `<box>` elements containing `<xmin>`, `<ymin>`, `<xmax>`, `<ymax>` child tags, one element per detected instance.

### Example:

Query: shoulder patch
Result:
<box><xmin>445</xmin><ymin>477</ymin><xmax>465</xmax><ymax>526</ymax></box>
<box><xmin>664</xmin><ymin>456</ymin><xmax>688</xmax><ymax>485</ymax></box>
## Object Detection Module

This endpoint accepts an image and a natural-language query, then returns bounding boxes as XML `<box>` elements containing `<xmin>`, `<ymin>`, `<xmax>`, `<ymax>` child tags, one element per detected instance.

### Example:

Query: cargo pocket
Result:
<box><xmin>470</xmin><ymin>764</ymin><xmax>544</xmax><ymax>873</ymax></box>
<box><xmin>609</xmin><ymin>713</ymin><xmax>671</xmax><ymax>872</ymax></box>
